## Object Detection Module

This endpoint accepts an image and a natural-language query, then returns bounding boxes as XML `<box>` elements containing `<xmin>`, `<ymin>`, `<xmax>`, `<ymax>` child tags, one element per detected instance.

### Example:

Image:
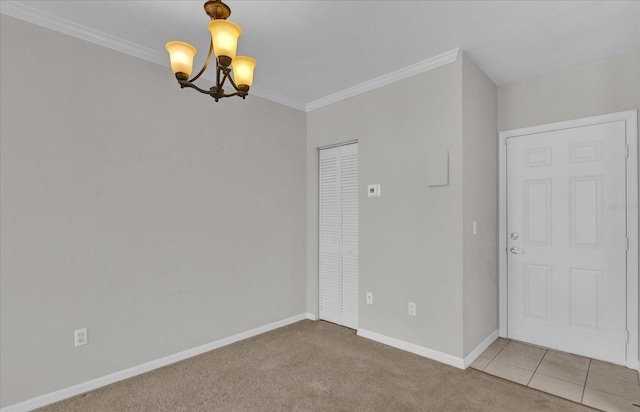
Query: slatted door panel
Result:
<box><xmin>319</xmin><ymin>143</ymin><xmax>359</xmax><ymax>329</ymax></box>
<box><xmin>339</xmin><ymin>144</ymin><xmax>359</xmax><ymax>329</ymax></box>
<box><xmin>319</xmin><ymin>147</ymin><xmax>340</xmax><ymax>324</ymax></box>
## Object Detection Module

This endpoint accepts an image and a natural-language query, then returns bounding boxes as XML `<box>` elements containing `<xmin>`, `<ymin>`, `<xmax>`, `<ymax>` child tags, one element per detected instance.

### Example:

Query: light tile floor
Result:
<box><xmin>471</xmin><ymin>338</ymin><xmax>640</xmax><ymax>412</ymax></box>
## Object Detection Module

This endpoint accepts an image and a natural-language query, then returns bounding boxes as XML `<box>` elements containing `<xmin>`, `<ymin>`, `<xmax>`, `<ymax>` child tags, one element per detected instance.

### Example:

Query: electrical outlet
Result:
<box><xmin>367</xmin><ymin>184</ymin><xmax>381</xmax><ymax>197</ymax></box>
<box><xmin>75</xmin><ymin>328</ymin><xmax>88</xmax><ymax>347</ymax></box>
<box><xmin>408</xmin><ymin>302</ymin><xmax>417</xmax><ymax>316</ymax></box>
<box><xmin>366</xmin><ymin>292</ymin><xmax>373</xmax><ymax>304</ymax></box>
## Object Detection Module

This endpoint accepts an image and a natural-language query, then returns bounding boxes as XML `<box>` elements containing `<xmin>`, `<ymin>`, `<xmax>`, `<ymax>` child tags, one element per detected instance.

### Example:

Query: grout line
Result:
<box><xmin>491</xmin><ymin>339</ymin><xmax>510</xmax><ymax>360</ymax></box>
<box><xmin>534</xmin><ymin>349</ymin><xmax>548</xmax><ymax>372</ymax></box>
<box><xmin>588</xmin><ymin>387</ymin><xmax>640</xmax><ymax>409</ymax></box>
<box><xmin>477</xmin><ymin>340</ymin><xmax>510</xmax><ymax>372</ymax></box>
<box><xmin>580</xmin><ymin>359</ymin><xmax>592</xmax><ymax>404</ymax></box>
<box><xmin>477</xmin><ymin>365</ymin><xmax>592</xmax><ymax>409</ymax></box>
<box><xmin>526</xmin><ymin>349</ymin><xmax>547</xmax><ymax>386</ymax></box>
<box><xmin>588</xmin><ymin>369</ymin><xmax>640</xmax><ymax>386</ymax></box>
<box><xmin>533</xmin><ymin>370</ymin><xmax>590</xmax><ymax>388</ymax></box>
<box><xmin>478</xmin><ymin>344</ymin><xmax>607</xmax><ymax>409</ymax></box>
<box><xmin>477</xmin><ymin>338</ymin><xmax>509</xmax><ymax>363</ymax></box>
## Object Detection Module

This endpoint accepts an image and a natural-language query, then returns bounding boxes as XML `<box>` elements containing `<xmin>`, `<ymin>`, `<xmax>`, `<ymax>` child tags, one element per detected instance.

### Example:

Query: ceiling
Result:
<box><xmin>1</xmin><ymin>1</ymin><xmax>639</xmax><ymax>111</ymax></box>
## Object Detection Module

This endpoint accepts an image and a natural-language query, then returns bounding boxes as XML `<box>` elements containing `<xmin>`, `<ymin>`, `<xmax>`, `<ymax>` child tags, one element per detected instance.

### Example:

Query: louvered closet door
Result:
<box><xmin>319</xmin><ymin>143</ymin><xmax>359</xmax><ymax>329</ymax></box>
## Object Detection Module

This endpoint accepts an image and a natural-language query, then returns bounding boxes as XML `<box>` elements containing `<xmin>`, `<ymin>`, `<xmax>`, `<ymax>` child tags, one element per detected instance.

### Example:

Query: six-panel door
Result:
<box><xmin>507</xmin><ymin>121</ymin><xmax>628</xmax><ymax>364</ymax></box>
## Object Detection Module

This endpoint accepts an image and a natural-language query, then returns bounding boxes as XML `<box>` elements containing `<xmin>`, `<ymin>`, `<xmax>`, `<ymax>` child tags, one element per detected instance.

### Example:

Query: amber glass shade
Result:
<box><xmin>208</xmin><ymin>20</ymin><xmax>241</xmax><ymax>66</ymax></box>
<box><xmin>165</xmin><ymin>41</ymin><xmax>197</xmax><ymax>77</ymax></box>
<box><xmin>231</xmin><ymin>56</ymin><xmax>256</xmax><ymax>88</ymax></box>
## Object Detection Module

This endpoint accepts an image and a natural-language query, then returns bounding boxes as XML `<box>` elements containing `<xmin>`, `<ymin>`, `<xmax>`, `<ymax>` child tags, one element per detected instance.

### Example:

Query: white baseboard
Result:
<box><xmin>305</xmin><ymin>312</ymin><xmax>318</xmax><ymax>321</ymax></box>
<box><xmin>0</xmin><ymin>312</ymin><xmax>316</xmax><ymax>412</ymax></box>
<box><xmin>356</xmin><ymin>328</ymin><xmax>466</xmax><ymax>369</ymax></box>
<box><xmin>463</xmin><ymin>330</ymin><xmax>499</xmax><ymax>368</ymax></box>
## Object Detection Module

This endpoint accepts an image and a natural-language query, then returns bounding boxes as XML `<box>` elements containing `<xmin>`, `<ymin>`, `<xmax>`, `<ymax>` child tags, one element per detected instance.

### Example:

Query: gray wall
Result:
<box><xmin>0</xmin><ymin>15</ymin><xmax>307</xmax><ymax>407</ymax></box>
<box><xmin>306</xmin><ymin>52</ymin><xmax>499</xmax><ymax>360</ymax></box>
<box><xmin>498</xmin><ymin>50</ymin><xmax>640</xmax><ymax>131</ymax></box>
<box><xmin>307</xmin><ymin>56</ymin><xmax>467</xmax><ymax>357</ymax></box>
<box><xmin>462</xmin><ymin>54</ymin><xmax>498</xmax><ymax>356</ymax></box>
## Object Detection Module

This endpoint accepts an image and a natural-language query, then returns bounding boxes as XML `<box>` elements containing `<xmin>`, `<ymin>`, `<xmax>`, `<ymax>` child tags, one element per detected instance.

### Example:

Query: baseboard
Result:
<box><xmin>463</xmin><ymin>330</ymin><xmax>499</xmax><ymax>368</ymax></box>
<box><xmin>356</xmin><ymin>328</ymin><xmax>466</xmax><ymax>369</ymax></box>
<box><xmin>305</xmin><ymin>312</ymin><xmax>318</xmax><ymax>321</ymax></box>
<box><xmin>0</xmin><ymin>312</ymin><xmax>316</xmax><ymax>412</ymax></box>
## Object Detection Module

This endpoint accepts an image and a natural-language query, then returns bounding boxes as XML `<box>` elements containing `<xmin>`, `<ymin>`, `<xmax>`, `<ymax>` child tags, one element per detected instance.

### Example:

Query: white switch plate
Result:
<box><xmin>473</xmin><ymin>221</ymin><xmax>478</xmax><ymax>235</ymax></box>
<box><xmin>366</xmin><ymin>292</ymin><xmax>373</xmax><ymax>304</ymax></box>
<box><xmin>75</xmin><ymin>328</ymin><xmax>88</xmax><ymax>347</ymax></box>
<box><xmin>367</xmin><ymin>184</ymin><xmax>381</xmax><ymax>197</ymax></box>
<box><xmin>408</xmin><ymin>302</ymin><xmax>417</xmax><ymax>316</ymax></box>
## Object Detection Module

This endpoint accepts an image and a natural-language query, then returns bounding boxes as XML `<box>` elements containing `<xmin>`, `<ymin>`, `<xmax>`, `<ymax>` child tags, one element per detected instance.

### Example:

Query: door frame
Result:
<box><xmin>498</xmin><ymin>110</ymin><xmax>638</xmax><ymax>368</ymax></box>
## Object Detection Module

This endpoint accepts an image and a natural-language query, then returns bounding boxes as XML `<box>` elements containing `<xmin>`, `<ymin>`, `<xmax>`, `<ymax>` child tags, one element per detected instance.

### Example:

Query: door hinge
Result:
<box><xmin>624</xmin><ymin>145</ymin><xmax>629</xmax><ymax>159</ymax></box>
<box><xmin>627</xmin><ymin>237</ymin><xmax>630</xmax><ymax>251</ymax></box>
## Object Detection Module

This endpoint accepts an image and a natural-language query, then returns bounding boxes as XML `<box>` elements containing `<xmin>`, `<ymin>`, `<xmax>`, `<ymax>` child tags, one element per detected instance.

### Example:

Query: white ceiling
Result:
<box><xmin>2</xmin><ymin>1</ymin><xmax>639</xmax><ymax>111</ymax></box>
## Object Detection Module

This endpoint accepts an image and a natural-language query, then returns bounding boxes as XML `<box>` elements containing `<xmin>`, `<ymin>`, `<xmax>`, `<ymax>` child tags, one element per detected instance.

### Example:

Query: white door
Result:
<box><xmin>319</xmin><ymin>143</ymin><xmax>359</xmax><ymax>329</ymax></box>
<box><xmin>507</xmin><ymin>121</ymin><xmax>628</xmax><ymax>364</ymax></box>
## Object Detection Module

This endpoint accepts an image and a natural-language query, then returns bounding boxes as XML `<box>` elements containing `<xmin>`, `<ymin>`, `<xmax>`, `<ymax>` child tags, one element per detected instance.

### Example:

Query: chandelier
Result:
<box><xmin>165</xmin><ymin>0</ymin><xmax>256</xmax><ymax>102</ymax></box>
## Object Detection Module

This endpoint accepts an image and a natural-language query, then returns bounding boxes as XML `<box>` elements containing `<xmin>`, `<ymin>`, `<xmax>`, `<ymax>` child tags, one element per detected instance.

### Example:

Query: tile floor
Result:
<box><xmin>471</xmin><ymin>338</ymin><xmax>640</xmax><ymax>412</ymax></box>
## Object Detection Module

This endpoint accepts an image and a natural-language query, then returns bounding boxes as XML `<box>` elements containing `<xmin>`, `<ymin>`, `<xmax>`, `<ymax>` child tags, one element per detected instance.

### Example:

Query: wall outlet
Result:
<box><xmin>408</xmin><ymin>302</ymin><xmax>417</xmax><ymax>316</ymax></box>
<box><xmin>75</xmin><ymin>328</ymin><xmax>88</xmax><ymax>347</ymax></box>
<box><xmin>366</xmin><ymin>292</ymin><xmax>374</xmax><ymax>304</ymax></box>
<box><xmin>367</xmin><ymin>184</ymin><xmax>381</xmax><ymax>197</ymax></box>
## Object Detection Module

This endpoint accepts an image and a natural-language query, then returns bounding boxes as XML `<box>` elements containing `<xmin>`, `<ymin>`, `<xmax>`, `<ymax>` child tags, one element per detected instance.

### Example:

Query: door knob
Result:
<box><xmin>510</xmin><ymin>247</ymin><xmax>525</xmax><ymax>254</ymax></box>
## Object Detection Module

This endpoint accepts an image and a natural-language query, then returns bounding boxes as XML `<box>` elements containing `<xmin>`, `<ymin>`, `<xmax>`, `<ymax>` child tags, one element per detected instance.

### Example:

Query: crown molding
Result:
<box><xmin>0</xmin><ymin>1</ymin><xmax>308</xmax><ymax>112</ymax></box>
<box><xmin>249</xmin><ymin>87</ymin><xmax>308</xmax><ymax>112</ymax></box>
<box><xmin>0</xmin><ymin>1</ymin><xmax>166</xmax><ymax>68</ymax></box>
<box><xmin>306</xmin><ymin>48</ymin><xmax>460</xmax><ymax>112</ymax></box>
<box><xmin>1</xmin><ymin>1</ymin><xmax>457</xmax><ymax>113</ymax></box>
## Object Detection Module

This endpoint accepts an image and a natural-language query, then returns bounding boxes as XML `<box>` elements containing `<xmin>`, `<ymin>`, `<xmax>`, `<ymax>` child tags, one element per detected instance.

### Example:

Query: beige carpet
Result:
<box><xmin>37</xmin><ymin>320</ymin><xmax>594</xmax><ymax>411</ymax></box>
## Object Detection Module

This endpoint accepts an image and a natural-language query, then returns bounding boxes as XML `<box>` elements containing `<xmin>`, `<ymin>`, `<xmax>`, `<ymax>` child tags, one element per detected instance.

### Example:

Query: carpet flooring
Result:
<box><xmin>37</xmin><ymin>320</ymin><xmax>594</xmax><ymax>411</ymax></box>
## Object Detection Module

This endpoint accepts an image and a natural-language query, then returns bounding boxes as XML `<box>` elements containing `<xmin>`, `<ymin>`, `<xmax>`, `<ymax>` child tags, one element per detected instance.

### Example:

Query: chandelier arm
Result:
<box><xmin>216</xmin><ymin>62</ymin><xmax>222</xmax><ymax>90</ymax></box>
<box><xmin>179</xmin><ymin>80</ymin><xmax>246</xmax><ymax>99</ymax></box>
<box><xmin>178</xmin><ymin>80</ymin><xmax>211</xmax><ymax>95</ymax></box>
<box><xmin>221</xmin><ymin>91</ymin><xmax>247</xmax><ymax>98</ymax></box>
<box><xmin>219</xmin><ymin>68</ymin><xmax>231</xmax><ymax>88</ymax></box>
<box><xmin>225</xmin><ymin>72</ymin><xmax>242</xmax><ymax>93</ymax></box>
<box><xmin>188</xmin><ymin>40</ymin><xmax>215</xmax><ymax>83</ymax></box>
<box><xmin>218</xmin><ymin>66</ymin><xmax>244</xmax><ymax>93</ymax></box>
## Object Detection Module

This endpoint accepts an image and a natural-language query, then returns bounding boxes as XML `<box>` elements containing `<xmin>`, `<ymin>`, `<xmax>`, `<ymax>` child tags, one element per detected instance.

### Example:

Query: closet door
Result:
<box><xmin>319</xmin><ymin>143</ymin><xmax>359</xmax><ymax>329</ymax></box>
